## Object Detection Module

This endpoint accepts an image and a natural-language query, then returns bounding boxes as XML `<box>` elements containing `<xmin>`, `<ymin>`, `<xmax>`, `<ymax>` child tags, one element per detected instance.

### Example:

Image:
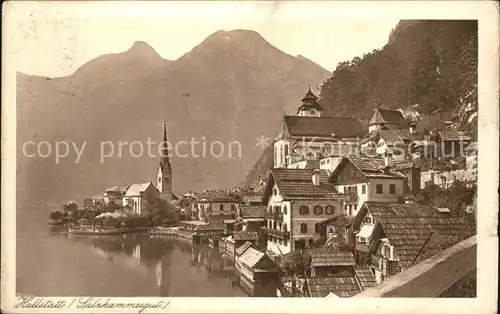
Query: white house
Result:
<box><xmin>123</xmin><ymin>182</ymin><xmax>160</xmax><ymax>214</ymax></box>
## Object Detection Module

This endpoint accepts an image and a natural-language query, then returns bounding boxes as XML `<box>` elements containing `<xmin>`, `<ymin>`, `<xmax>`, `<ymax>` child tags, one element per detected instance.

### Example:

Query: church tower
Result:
<box><xmin>157</xmin><ymin>122</ymin><xmax>172</xmax><ymax>204</ymax></box>
<box><xmin>297</xmin><ymin>87</ymin><xmax>323</xmax><ymax>117</ymax></box>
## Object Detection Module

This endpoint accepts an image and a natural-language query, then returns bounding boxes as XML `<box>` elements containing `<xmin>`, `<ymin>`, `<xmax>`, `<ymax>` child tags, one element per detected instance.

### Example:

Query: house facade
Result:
<box><xmin>123</xmin><ymin>182</ymin><xmax>160</xmax><ymax>214</ymax></box>
<box><xmin>103</xmin><ymin>185</ymin><xmax>129</xmax><ymax>205</ymax></box>
<box><xmin>262</xmin><ymin>168</ymin><xmax>346</xmax><ymax>255</ymax></box>
<box><xmin>327</xmin><ymin>155</ymin><xmax>407</xmax><ymax>216</ymax></box>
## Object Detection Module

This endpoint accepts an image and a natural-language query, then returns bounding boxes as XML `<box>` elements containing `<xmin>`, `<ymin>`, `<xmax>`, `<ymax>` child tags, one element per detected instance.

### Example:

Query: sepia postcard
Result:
<box><xmin>1</xmin><ymin>1</ymin><xmax>499</xmax><ymax>313</ymax></box>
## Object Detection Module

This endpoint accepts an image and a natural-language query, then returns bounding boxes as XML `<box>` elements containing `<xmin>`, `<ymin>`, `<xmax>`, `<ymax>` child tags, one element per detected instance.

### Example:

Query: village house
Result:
<box><xmin>123</xmin><ymin>182</ymin><xmax>159</xmax><ymax>214</ymax></box>
<box><xmin>367</xmin><ymin>108</ymin><xmax>407</xmax><ymax>133</ymax></box>
<box><xmin>360</xmin><ymin>129</ymin><xmax>418</xmax><ymax>161</ymax></box>
<box><xmin>194</xmin><ymin>192</ymin><xmax>239</xmax><ymax>222</ymax></box>
<box><xmin>233</xmin><ymin>231</ymin><xmax>260</xmax><ymax>249</ymax></box>
<box><xmin>103</xmin><ymin>185</ymin><xmax>129</xmax><ymax>206</ymax></box>
<box><xmin>351</xmin><ymin>202</ymin><xmax>473</xmax><ymax>283</ymax></box>
<box><xmin>92</xmin><ymin>194</ymin><xmax>105</xmax><ymax>211</ymax></box>
<box><xmin>262</xmin><ymin>168</ymin><xmax>346</xmax><ymax>255</ymax></box>
<box><xmin>241</xmin><ymin>186</ymin><xmax>264</xmax><ymax>206</ymax></box>
<box><xmin>237</xmin><ymin>205</ymin><xmax>267</xmax><ymax>232</ymax></box>
<box><xmin>327</xmin><ymin>154</ymin><xmax>407</xmax><ymax>216</ymax></box>
<box><xmin>236</xmin><ymin>245</ymin><xmax>278</xmax><ymax>297</ymax></box>
<box><xmin>307</xmin><ymin>248</ymin><xmax>355</xmax><ymax>277</ymax></box>
<box><xmin>273</xmin><ymin>88</ymin><xmax>364</xmax><ymax>169</ymax></box>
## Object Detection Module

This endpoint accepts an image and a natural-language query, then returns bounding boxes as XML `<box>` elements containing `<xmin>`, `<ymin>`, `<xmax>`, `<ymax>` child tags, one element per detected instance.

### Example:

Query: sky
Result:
<box><xmin>6</xmin><ymin>1</ymin><xmax>400</xmax><ymax>77</ymax></box>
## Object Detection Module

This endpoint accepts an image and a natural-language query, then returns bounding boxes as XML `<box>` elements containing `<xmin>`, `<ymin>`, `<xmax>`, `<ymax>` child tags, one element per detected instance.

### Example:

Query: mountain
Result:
<box><xmin>17</xmin><ymin>29</ymin><xmax>330</xmax><ymax>205</ymax></box>
<box><xmin>319</xmin><ymin>20</ymin><xmax>478</xmax><ymax>127</ymax></box>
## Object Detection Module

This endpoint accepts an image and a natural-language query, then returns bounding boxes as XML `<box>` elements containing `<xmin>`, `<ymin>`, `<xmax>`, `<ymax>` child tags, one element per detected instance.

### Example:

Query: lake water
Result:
<box><xmin>16</xmin><ymin>208</ymin><xmax>247</xmax><ymax>297</ymax></box>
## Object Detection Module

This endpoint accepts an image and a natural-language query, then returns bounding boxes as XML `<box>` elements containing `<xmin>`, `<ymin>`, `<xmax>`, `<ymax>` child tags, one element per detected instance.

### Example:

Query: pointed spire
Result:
<box><xmin>161</xmin><ymin>121</ymin><xmax>171</xmax><ymax>172</ymax></box>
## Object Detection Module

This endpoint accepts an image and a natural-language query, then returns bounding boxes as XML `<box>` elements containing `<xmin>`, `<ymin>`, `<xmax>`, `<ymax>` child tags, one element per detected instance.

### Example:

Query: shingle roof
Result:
<box><xmin>329</xmin><ymin>156</ymin><xmax>406</xmax><ymax>182</ymax></box>
<box><xmin>238</xmin><ymin>247</ymin><xmax>265</xmax><ymax>268</ymax></box>
<box><xmin>306</xmin><ymin>276</ymin><xmax>361</xmax><ymax>298</ymax></box>
<box><xmin>378</xmin><ymin>129</ymin><xmax>414</xmax><ymax>143</ymax></box>
<box><xmin>354</xmin><ymin>267</ymin><xmax>377</xmax><ymax>290</ymax></box>
<box><xmin>233</xmin><ymin>231</ymin><xmax>259</xmax><ymax>241</ymax></box>
<box><xmin>240</xmin><ymin>206</ymin><xmax>266</xmax><ymax>219</ymax></box>
<box><xmin>264</xmin><ymin>169</ymin><xmax>340</xmax><ymax>202</ymax></box>
<box><xmin>284</xmin><ymin>116</ymin><xmax>364</xmax><ymax>139</ymax></box>
<box><xmin>308</xmin><ymin>248</ymin><xmax>355</xmax><ymax>267</ymax></box>
<box><xmin>297</xmin><ymin>89</ymin><xmax>323</xmax><ymax>112</ymax></box>
<box><xmin>124</xmin><ymin>182</ymin><xmax>154</xmax><ymax>197</ymax></box>
<box><xmin>369</xmin><ymin>108</ymin><xmax>405</xmax><ymax>126</ymax></box>
<box><xmin>105</xmin><ymin>185</ymin><xmax>130</xmax><ymax>193</ymax></box>
<box><xmin>236</xmin><ymin>241</ymin><xmax>253</xmax><ymax>256</ymax></box>
<box><xmin>364</xmin><ymin>202</ymin><xmax>474</xmax><ymax>268</ymax></box>
<box><xmin>438</xmin><ymin>131</ymin><xmax>471</xmax><ymax>141</ymax></box>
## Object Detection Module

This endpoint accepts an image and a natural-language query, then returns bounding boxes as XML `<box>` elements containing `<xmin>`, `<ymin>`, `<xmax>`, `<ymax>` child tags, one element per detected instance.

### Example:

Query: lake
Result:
<box><xmin>16</xmin><ymin>207</ymin><xmax>247</xmax><ymax>297</ymax></box>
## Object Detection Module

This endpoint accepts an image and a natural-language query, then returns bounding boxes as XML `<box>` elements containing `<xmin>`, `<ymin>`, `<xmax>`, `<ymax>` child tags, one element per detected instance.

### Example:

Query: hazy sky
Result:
<box><xmin>7</xmin><ymin>2</ymin><xmax>402</xmax><ymax>77</ymax></box>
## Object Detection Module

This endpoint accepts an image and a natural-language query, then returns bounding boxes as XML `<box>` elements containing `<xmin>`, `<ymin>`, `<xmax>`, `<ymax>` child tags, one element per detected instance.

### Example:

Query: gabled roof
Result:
<box><xmin>283</xmin><ymin>116</ymin><xmax>364</xmax><ymax>139</ymax></box>
<box><xmin>328</xmin><ymin>156</ymin><xmax>406</xmax><ymax>183</ymax></box>
<box><xmin>438</xmin><ymin>131</ymin><xmax>471</xmax><ymax>141</ymax></box>
<box><xmin>233</xmin><ymin>231</ymin><xmax>260</xmax><ymax>241</ymax></box>
<box><xmin>236</xmin><ymin>241</ymin><xmax>253</xmax><ymax>256</ymax></box>
<box><xmin>369</xmin><ymin>108</ymin><xmax>405</xmax><ymax>126</ymax></box>
<box><xmin>124</xmin><ymin>182</ymin><xmax>155</xmax><ymax>197</ymax></box>
<box><xmin>308</xmin><ymin>248</ymin><xmax>355</xmax><ymax>267</ymax></box>
<box><xmin>238</xmin><ymin>247</ymin><xmax>265</xmax><ymax>268</ymax></box>
<box><xmin>105</xmin><ymin>185</ymin><xmax>130</xmax><ymax>193</ymax></box>
<box><xmin>262</xmin><ymin>169</ymin><xmax>340</xmax><ymax>204</ymax></box>
<box><xmin>353</xmin><ymin>202</ymin><xmax>450</xmax><ymax>231</ymax></box>
<box><xmin>306</xmin><ymin>276</ymin><xmax>361</xmax><ymax>298</ymax></box>
<box><xmin>240</xmin><ymin>206</ymin><xmax>266</xmax><ymax>219</ymax></box>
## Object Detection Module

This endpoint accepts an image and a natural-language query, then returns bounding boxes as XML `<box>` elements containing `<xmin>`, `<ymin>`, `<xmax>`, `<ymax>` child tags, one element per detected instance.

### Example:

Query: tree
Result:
<box><xmin>63</xmin><ymin>201</ymin><xmax>78</xmax><ymax>213</ymax></box>
<box><xmin>48</xmin><ymin>211</ymin><xmax>63</xmax><ymax>220</ymax></box>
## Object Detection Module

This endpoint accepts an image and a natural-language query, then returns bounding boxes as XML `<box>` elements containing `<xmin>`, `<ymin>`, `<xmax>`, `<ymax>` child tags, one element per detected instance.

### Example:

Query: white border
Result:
<box><xmin>2</xmin><ymin>1</ymin><xmax>499</xmax><ymax>313</ymax></box>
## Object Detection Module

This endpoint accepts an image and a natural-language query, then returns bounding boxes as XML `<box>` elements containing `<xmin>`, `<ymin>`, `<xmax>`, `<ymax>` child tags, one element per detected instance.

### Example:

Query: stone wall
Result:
<box><xmin>420</xmin><ymin>169</ymin><xmax>477</xmax><ymax>189</ymax></box>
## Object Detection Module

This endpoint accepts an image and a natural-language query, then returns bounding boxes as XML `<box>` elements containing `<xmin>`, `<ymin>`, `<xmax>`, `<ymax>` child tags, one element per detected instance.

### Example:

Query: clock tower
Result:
<box><xmin>157</xmin><ymin>122</ymin><xmax>172</xmax><ymax>204</ymax></box>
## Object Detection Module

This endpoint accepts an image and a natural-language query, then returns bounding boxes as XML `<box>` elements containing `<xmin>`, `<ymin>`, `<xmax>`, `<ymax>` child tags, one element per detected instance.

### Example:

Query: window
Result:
<box><xmin>273</xmin><ymin>221</ymin><xmax>277</xmax><ymax>229</ymax></box>
<box><xmin>327</xmin><ymin>159</ymin><xmax>330</xmax><ymax>164</ymax></box>
<box><xmin>354</xmin><ymin>204</ymin><xmax>357</xmax><ymax>212</ymax></box>
<box><xmin>310</xmin><ymin>109</ymin><xmax>316</xmax><ymax>115</ymax></box>
<box><xmin>279</xmin><ymin>239</ymin><xmax>283</xmax><ymax>245</ymax></box>
<box><xmin>273</xmin><ymin>188</ymin><xmax>277</xmax><ymax>196</ymax></box>
<box><xmin>362</xmin><ymin>185</ymin><xmax>366</xmax><ymax>194</ymax></box>
<box><xmin>220</xmin><ymin>204</ymin><xmax>224</xmax><ymax>211</ymax></box>
<box><xmin>325</xmin><ymin>205</ymin><xmax>335</xmax><ymax>215</ymax></box>
<box><xmin>283</xmin><ymin>205</ymin><xmax>287</xmax><ymax>215</ymax></box>
<box><xmin>315</xmin><ymin>223</ymin><xmax>321</xmax><ymax>234</ymax></box>
<box><xmin>363</xmin><ymin>216</ymin><xmax>372</xmax><ymax>224</ymax></box>
<box><xmin>389</xmin><ymin>184</ymin><xmax>396</xmax><ymax>194</ymax></box>
<box><xmin>278</xmin><ymin>222</ymin><xmax>282</xmax><ymax>230</ymax></box>
<box><xmin>284</xmin><ymin>238</ymin><xmax>288</xmax><ymax>247</ymax></box>
<box><xmin>344</xmin><ymin>187</ymin><xmax>347</xmax><ymax>194</ymax></box>
<box><xmin>268</xmin><ymin>220</ymin><xmax>272</xmax><ymax>228</ymax></box>
<box><xmin>313</xmin><ymin>205</ymin><xmax>323</xmax><ymax>215</ymax></box>
<box><xmin>376</xmin><ymin>184</ymin><xmax>383</xmax><ymax>194</ymax></box>
<box><xmin>299</xmin><ymin>205</ymin><xmax>309</xmax><ymax>215</ymax></box>
<box><xmin>306</xmin><ymin>152</ymin><xmax>315</xmax><ymax>160</ymax></box>
<box><xmin>300</xmin><ymin>223</ymin><xmax>308</xmax><ymax>233</ymax></box>
<box><xmin>283</xmin><ymin>223</ymin><xmax>288</xmax><ymax>232</ymax></box>
<box><xmin>349</xmin><ymin>205</ymin><xmax>352</xmax><ymax>216</ymax></box>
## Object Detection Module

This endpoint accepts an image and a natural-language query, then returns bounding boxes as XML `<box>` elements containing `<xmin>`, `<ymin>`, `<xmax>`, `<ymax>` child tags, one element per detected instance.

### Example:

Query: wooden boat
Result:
<box><xmin>68</xmin><ymin>225</ymin><xmax>150</xmax><ymax>235</ymax></box>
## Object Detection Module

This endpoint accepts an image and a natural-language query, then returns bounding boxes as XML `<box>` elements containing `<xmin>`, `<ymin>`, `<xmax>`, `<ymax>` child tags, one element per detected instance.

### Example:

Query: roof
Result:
<box><xmin>263</xmin><ymin>169</ymin><xmax>340</xmax><ymax>203</ymax></box>
<box><xmin>240</xmin><ymin>206</ymin><xmax>266</xmax><ymax>219</ymax></box>
<box><xmin>233</xmin><ymin>231</ymin><xmax>260</xmax><ymax>241</ymax></box>
<box><xmin>329</xmin><ymin>156</ymin><xmax>406</xmax><ymax>183</ymax></box>
<box><xmin>375</xmin><ymin>215</ymin><xmax>471</xmax><ymax>268</ymax></box>
<box><xmin>354</xmin><ymin>267</ymin><xmax>377</xmax><ymax>290</ymax></box>
<box><xmin>238</xmin><ymin>247</ymin><xmax>265</xmax><ymax>268</ymax></box>
<box><xmin>369</xmin><ymin>108</ymin><xmax>405</xmax><ymax>126</ymax></box>
<box><xmin>306</xmin><ymin>276</ymin><xmax>361</xmax><ymax>298</ymax></box>
<box><xmin>297</xmin><ymin>89</ymin><xmax>323</xmax><ymax>113</ymax></box>
<box><xmin>283</xmin><ymin>116</ymin><xmax>364</xmax><ymax>139</ymax></box>
<box><xmin>124</xmin><ymin>183</ymin><xmax>155</xmax><ymax>197</ymax></box>
<box><xmin>308</xmin><ymin>248</ymin><xmax>355</xmax><ymax>267</ymax></box>
<box><xmin>236</xmin><ymin>241</ymin><xmax>253</xmax><ymax>256</ymax></box>
<box><xmin>322</xmin><ymin>214</ymin><xmax>356</xmax><ymax>227</ymax></box>
<box><xmin>378</xmin><ymin>129</ymin><xmax>414</xmax><ymax>143</ymax></box>
<box><xmin>105</xmin><ymin>185</ymin><xmax>130</xmax><ymax>193</ymax></box>
<box><xmin>195</xmin><ymin>222</ymin><xmax>225</xmax><ymax>231</ymax></box>
<box><xmin>438</xmin><ymin>131</ymin><xmax>471</xmax><ymax>141</ymax></box>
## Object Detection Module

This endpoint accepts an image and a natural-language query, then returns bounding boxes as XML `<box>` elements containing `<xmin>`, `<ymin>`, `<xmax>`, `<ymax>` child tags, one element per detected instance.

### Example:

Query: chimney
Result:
<box><xmin>312</xmin><ymin>168</ymin><xmax>321</xmax><ymax>187</ymax></box>
<box><xmin>409</xmin><ymin>122</ymin><xmax>417</xmax><ymax>135</ymax></box>
<box><xmin>384</xmin><ymin>150</ymin><xmax>393</xmax><ymax>167</ymax></box>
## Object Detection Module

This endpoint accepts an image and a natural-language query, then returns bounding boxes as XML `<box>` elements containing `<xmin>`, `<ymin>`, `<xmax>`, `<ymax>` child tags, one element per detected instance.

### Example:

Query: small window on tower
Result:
<box><xmin>158</xmin><ymin>177</ymin><xmax>161</xmax><ymax>182</ymax></box>
<box><xmin>310</xmin><ymin>109</ymin><xmax>316</xmax><ymax>115</ymax></box>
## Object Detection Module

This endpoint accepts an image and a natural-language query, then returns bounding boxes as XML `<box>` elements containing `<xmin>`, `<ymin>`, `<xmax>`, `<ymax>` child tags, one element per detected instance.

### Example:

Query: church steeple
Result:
<box><xmin>297</xmin><ymin>87</ymin><xmax>323</xmax><ymax>117</ymax></box>
<box><xmin>160</xmin><ymin>121</ymin><xmax>171</xmax><ymax>173</ymax></box>
<box><xmin>157</xmin><ymin>121</ymin><xmax>172</xmax><ymax>203</ymax></box>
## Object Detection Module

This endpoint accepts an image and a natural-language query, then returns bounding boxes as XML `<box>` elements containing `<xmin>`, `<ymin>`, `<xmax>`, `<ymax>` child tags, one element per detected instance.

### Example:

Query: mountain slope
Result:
<box><xmin>17</xmin><ymin>29</ymin><xmax>330</xmax><ymax>205</ymax></box>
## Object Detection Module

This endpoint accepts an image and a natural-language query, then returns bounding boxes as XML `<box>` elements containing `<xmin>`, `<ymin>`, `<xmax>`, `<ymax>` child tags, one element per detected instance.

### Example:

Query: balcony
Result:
<box><xmin>267</xmin><ymin>228</ymin><xmax>290</xmax><ymax>239</ymax></box>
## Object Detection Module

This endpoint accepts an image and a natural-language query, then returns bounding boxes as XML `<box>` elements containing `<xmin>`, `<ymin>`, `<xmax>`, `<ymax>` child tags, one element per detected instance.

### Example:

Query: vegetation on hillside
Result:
<box><xmin>319</xmin><ymin>20</ymin><xmax>478</xmax><ymax>131</ymax></box>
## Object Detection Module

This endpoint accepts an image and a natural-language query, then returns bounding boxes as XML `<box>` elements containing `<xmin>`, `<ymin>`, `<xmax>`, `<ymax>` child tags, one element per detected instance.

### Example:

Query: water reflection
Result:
<box><xmin>54</xmin><ymin>231</ymin><xmax>246</xmax><ymax>297</ymax></box>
